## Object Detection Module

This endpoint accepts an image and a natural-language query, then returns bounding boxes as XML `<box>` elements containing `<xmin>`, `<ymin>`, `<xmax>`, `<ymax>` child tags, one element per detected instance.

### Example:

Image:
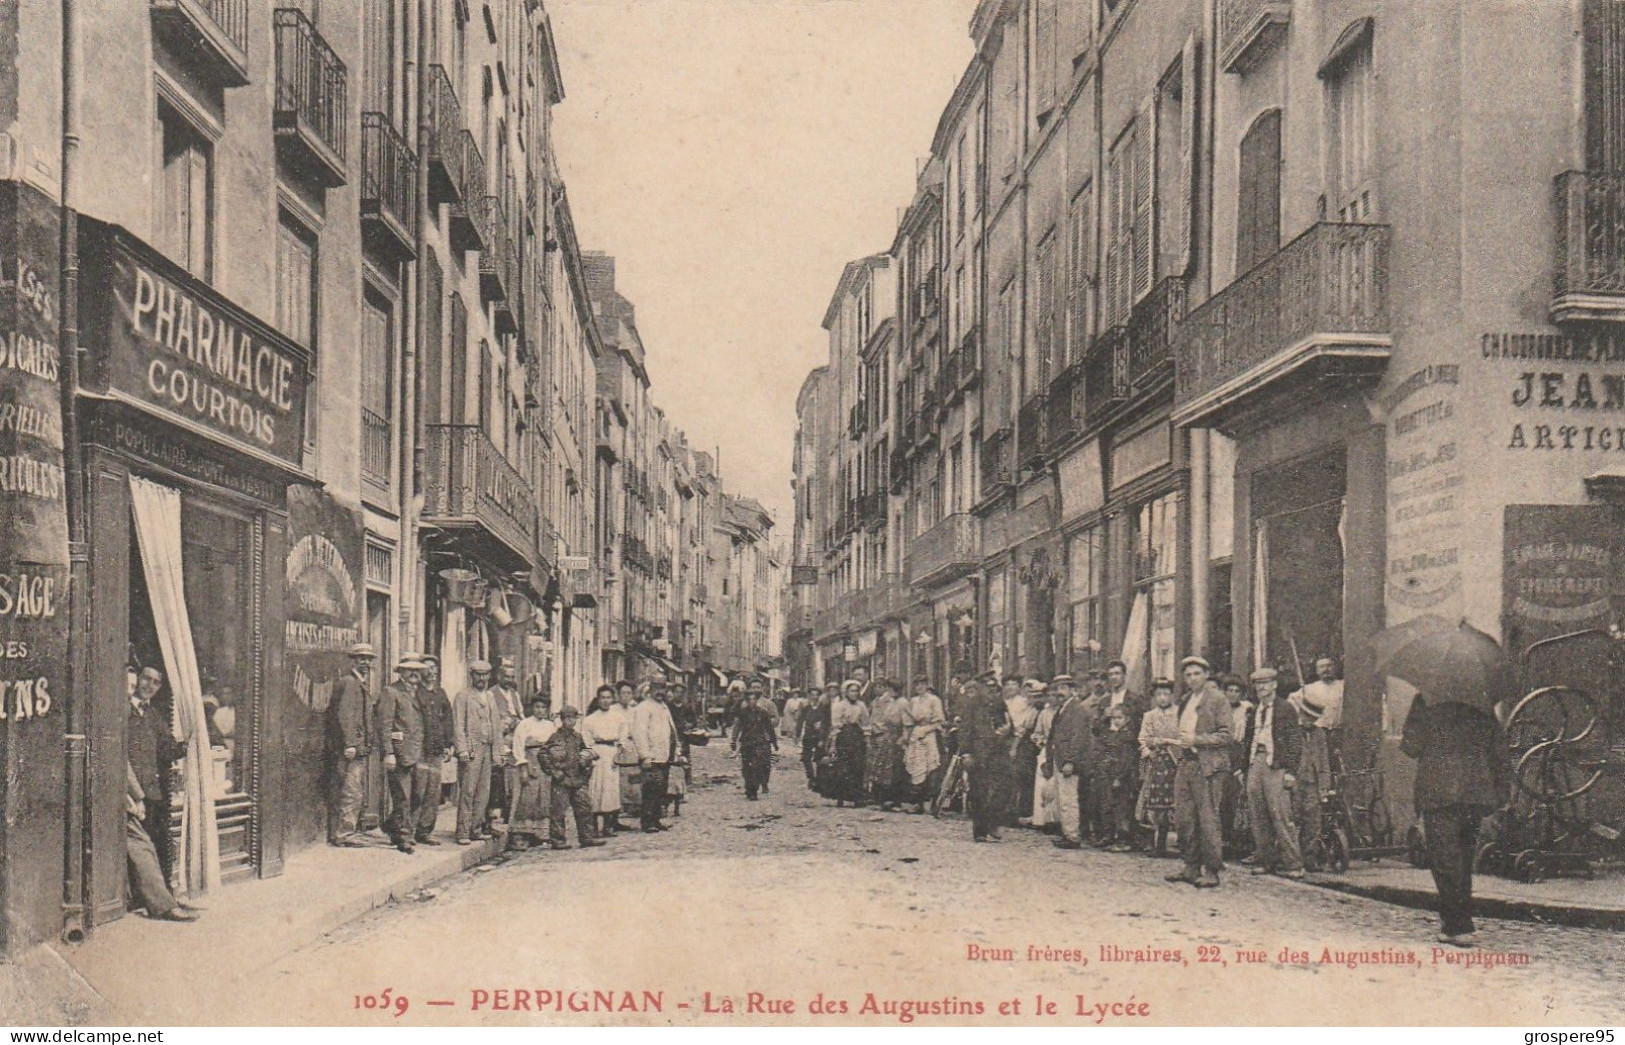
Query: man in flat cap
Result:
<box><xmin>487</xmin><ymin>657</ymin><xmax>524</xmax><ymax>831</ymax></box>
<box><xmin>377</xmin><ymin>654</ymin><xmax>431</xmax><ymax>854</ymax></box>
<box><xmin>539</xmin><ymin>705</ymin><xmax>607</xmax><ymax>850</ymax></box>
<box><xmin>1243</xmin><ymin>667</ymin><xmax>1305</xmax><ymax>879</ymax></box>
<box><xmin>452</xmin><ymin>659</ymin><xmax>499</xmax><ymax>845</ymax></box>
<box><xmin>329</xmin><ymin>643</ymin><xmax>377</xmax><ymax>847</ymax></box>
<box><xmin>1167</xmin><ymin>655</ymin><xmax>1231</xmax><ymax>887</ymax></box>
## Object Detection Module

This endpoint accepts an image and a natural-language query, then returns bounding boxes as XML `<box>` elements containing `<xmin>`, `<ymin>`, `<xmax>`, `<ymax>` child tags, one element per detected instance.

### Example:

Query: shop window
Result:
<box><xmin>154</xmin><ymin>100</ymin><xmax>213</xmax><ymax>281</ymax></box>
<box><xmin>1067</xmin><ymin>526</ymin><xmax>1103</xmax><ymax>672</ymax></box>
<box><xmin>1128</xmin><ymin>492</ymin><xmax>1180</xmax><ymax>689</ymax></box>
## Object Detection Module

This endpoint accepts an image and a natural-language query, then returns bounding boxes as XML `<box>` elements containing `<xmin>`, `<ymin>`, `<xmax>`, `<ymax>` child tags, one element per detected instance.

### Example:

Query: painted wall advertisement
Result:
<box><xmin>0</xmin><ymin>181</ymin><xmax>71</xmax><ymax>951</ymax></box>
<box><xmin>1502</xmin><ymin>503</ymin><xmax>1618</xmax><ymax>654</ymax></box>
<box><xmin>1383</xmin><ymin>362</ymin><xmax>1462</xmax><ymax>621</ymax></box>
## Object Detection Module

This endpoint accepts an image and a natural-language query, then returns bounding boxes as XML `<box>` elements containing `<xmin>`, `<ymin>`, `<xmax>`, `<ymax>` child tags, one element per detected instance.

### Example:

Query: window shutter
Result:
<box><xmin>1104</xmin><ymin>144</ymin><xmax>1124</xmax><ymax>327</ymax></box>
<box><xmin>1236</xmin><ymin>109</ymin><xmax>1282</xmax><ymax>273</ymax></box>
<box><xmin>1176</xmin><ymin>33</ymin><xmax>1200</xmax><ymax>277</ymax></box>
<box><xmin>1131</xmin><ymin>98</ymin><xmax>1156</xmax><ymax>304</ymax></box>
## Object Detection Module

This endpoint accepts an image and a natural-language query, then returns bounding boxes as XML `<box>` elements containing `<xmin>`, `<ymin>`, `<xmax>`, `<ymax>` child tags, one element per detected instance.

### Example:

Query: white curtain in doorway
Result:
<box><xmin>129</xmin><ymin>475</ymin><xmax>221</xmax><ymax>899</ymax></box>
<box><xmin>1120</xmin><ymin>589</ymin><xmax>1149</xmax><ymax>692</ymax></box>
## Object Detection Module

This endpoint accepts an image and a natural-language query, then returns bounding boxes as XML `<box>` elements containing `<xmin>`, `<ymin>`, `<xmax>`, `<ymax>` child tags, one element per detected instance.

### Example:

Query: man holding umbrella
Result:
<box><xmin>1379</xmin><ymin>617</ymin><xmax>1513</xmax><ymax>948</ymax></box>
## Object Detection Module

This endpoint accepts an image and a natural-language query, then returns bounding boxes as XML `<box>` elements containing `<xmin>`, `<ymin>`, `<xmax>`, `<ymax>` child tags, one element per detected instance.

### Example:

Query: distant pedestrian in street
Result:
<box><xmin>538</xmin><ymin>705</ymin><xmax>606</xmax><ymax>850</ymax></box>
<box><xmin>828</xmin><ymin>680</ymin><xmax>870</xmax><ymax>807</ymax></box>
<box><xmin>630</xmin><ymin>681</ymin><xmax>680</xmax><ymax>832</ymax></box>
<box><xmin>452</xmin><ymin>659</ymin><xmax>499</xmax><ymax>845</ymax></box>
<box><xmin>960</xmin><ymin>673</ymin><xmax>1014</xmax><ymax>842</ymax></box>
<box><xmin>781</xmin><ymin>688</ymin><xmax>807</xmax><ymax>741</ymax></box>
<box><xmin>1167</xmin><ymin>657</ymin><xmax>1231</xmax><ymax>888</ymax></box>
<box><xmin>1401</xmin><ymin>695</ymin><xmax>1508</xmax><ymax>947</ymax></box>
<box><xmin>329</xmin><ymin>643</ymin><xmax>377</xmax><ymax>848</ymax></box>
<box><xmin>732</xmin><ymin>682</ymin><xmax>778</xmax><ymax>800</ymax></box>
<box><xmin>1242</xmin><ymin>668</ymin><xmax>1304</xmax><ymax>879</ymax></box>
<box><xmin>582</xmin><ymin>686</ymin><xmax>628</xmax><ymax>835</ymax></box>
<box><xmin>509</xmin><ymin>694</ymin><xmax>557</xmax><ymax>850</ymax></box>
<box><xmin>900</xmin><ymin>675</ymin><xmax>946</xmax><ymax>814</ymax></box>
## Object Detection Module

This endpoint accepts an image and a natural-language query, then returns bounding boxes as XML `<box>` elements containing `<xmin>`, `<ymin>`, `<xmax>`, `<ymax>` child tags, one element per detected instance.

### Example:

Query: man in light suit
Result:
<box><xmin>329</xmin><ymin>643</ymin><xmax>377</xmax><ymax>847</ymax></box>
<box><xmin>630</xmin><ymin>683</ymin><xmax>680</xmax><ymax>832</ymax></box>
<box><xmin>452</xmin><ymin>659</ymin><xmax>499</xmax><ymax>845</ymax></box>
<box><xmin>1166</xmin><ymin>656</ymin><xmax>1232</xmax><ymax>888</ymax></box>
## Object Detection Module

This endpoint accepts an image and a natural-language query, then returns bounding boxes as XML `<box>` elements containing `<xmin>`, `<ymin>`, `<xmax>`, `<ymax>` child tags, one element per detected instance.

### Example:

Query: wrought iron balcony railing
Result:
<box><xmin>360</xmin><ymin>408</ymin><xmax>391</xmax><ymax>490</ymax></box>
<box><xmin>1017</xmin><ymin>393</ymin><xmax>1048</xmax><ymax>470</ymax></box>
<box><xmin>426</xmin><ymin>65</ymin><xmax>466</xmax><ymax>206</ymax></box>
<box><xmin>1174</xmin><ymin>222</ymin><xmax>1391</xmax><ymax>426</ymax></box>
<box><xmin>420</xmin><ymin>424</ymin><xmax>540</xmax><ymax>571</ymax></box>
<box><xmin>478</xmin><ymin>195</ymin><xmax>517</xmax><ymax>317</ymax></box>
<box><xmin>151</xmin><ymin>0</ymin><xmax>249</xmax><ymax>85</ymax></box>
<box><xmin>1553</xmin><ymin>170</ymin><xmax>1625</xmax><ymax>323</ymax></box>
<box><xmin>448</xmin><ymin>131</ymin><xmax>486</xmax><ymax>253</ymax></box>
<box><xmin>906</xmin><ymin>513</ymin><xmax>981</xmax><ymax>588</ymax></box>
<box><xmin>360</xmin><ymin>112</ymin><xmax>417</xmax><ymax>259</ymax></box>
<box><xmin>273</xmin><ymin>8</ymin><xmax>347</xmax><ymax>185</ymax></box>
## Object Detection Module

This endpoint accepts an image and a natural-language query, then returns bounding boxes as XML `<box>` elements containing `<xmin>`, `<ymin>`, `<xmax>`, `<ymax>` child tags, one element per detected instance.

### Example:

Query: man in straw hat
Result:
<box><xmin>378</xmin><ymin>654</ymin><xmax>432</xmax><ymax>854</ymax></box>
<box><xmin>329</xmin><ymin>643</ymin><xmax>377</xmax><ymax>848</ymax></box>
<box><xmin>452</xmin><ymin>659</ymin><xmax>500</xmax><ymax>845</ymax></box>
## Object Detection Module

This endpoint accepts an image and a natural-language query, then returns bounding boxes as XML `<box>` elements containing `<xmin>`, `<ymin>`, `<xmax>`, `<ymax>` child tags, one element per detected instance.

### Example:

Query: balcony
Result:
<box><xmin>857</xmin><ymin>489</ymin><xmax>886</xmax><ymax>528</ymax></box>
<box><xmin>1552</xmin><ymin>170</ymin><xmax>1625</xmax><ymax>323</ymax></box>
<box><xmin>568</xmin><ymin>566</ymin><xmax>601</xmax><ymax>608</ymax></box>
<box><xmin>420</xmin><ymin>424</ymin><xmax>540</xmax><ymax>573</ymax></box>
<box><xmin>1087</xmin><ymin>276</ymin><xmax>1185</xmax><ymax>428</ymax></box>
<box><xmin>151</xmin><ymin>0</ymin><xmax>249</xmax><ymax>86</ymax></box>
<box><xmin>478</xmin><ymin>196</ymin><xmax>517</xmax><ymax>325</ymax></box>
<box><xmin>1017</xmin><ymin>393</ymin><xmax>1048</xmax><ymax>470</ymax></box>
<box><xmin>906</xmin><ymin>513</ymin><xmax>981</xmax><ymax>588</ymax></box>
<box><xmin>889</xmin><ymin>444</ymin><xmax>909</xmax><ymax>493</ymax></box>
<box><xmin>848</xmin><ymin>401</ymin><xmax>868</xmax><ymax>441</ymax></box>
<box><xmin>360</xmin><ymin>113</ymin><xmax>417</xmax><ymax>260</ymax></box>
<box><xmin>447</xmin><ymin>132</ymin><xmax>486</xmax><ymax>253</ymax></box>
<box><xmin>1047</xmin><ymin>358</ymin><xmax>1087</xmax><ymax>448</ymax></box>
<box><xmin>1218</xmin><ymin>0</ymin><xmax>1291</xmax><ymax>75</ymax></box>
<box><xmin>360</xmin><ymin>408</ymin><xmax>391</xmax><ymax>490</ymax></box>
<box><xmin>425</xmin><ymin>66</ymin><xmax>465</xmax><ymax>207</ymax></box>
<box><xmin>1174</xmin><ymin>222</ymin><xmax>1391</xmax><ymax>430</ymax></box>
<box><xmin>980</xmin><ymin>428</ymin><xmax>1013</xmax><ymax>499</ymax></box>
<box><xmin>272</xmin><ymin>9</ymin><xmax>347</xmax><ymax>186</ymax></box>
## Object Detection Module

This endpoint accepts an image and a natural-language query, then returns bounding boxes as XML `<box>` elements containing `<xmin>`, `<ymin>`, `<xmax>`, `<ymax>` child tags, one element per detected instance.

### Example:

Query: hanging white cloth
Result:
<box><xmin>1252</xmin><ymin>520</ymin><xmax>1270</xmax><ymax>671</ymax></box>
<box><xmin>1120</xmin><ymin>589</ymin><xmax>1149</xmax><ymax>692</ymax></box>
<box><xmin>129</xmin><ymin>475</ymin><xmax>221</xmax><ymax>899</ymax></box>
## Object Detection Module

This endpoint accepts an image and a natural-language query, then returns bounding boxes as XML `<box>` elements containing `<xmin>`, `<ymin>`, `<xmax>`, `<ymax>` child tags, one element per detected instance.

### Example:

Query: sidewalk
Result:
<box><xmin>4</xmin><ymin>807</ymin><xmax>503</xmax><ymax>1026</ymax></box>
<box><xmin>1298</xmin><ymin>859</ymin><xmax>1625</xmax><ymax>930</ymax></box>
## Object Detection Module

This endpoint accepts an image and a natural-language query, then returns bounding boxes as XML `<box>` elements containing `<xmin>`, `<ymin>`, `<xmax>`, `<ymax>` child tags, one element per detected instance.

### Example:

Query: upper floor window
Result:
<box><xmin>1324</xmin><ymin>23</ymin><xmax>1374</xmax><ymax>221</ymax></box>
<box><xmin>275</xmin><ymin>211</ymin><xmax>318</xmax><ymax>349</ymax></box>
<box><xmin>1066</xmin><ymin>183</ymin><xmax>1095</xmax><ymax>365</ymax></box>
<box><xmin>360</xmin><ymin>290</ymin><xmax>394</xmax><ymax>491</ymax></box>
<box><xmin>1104</xmin><ymin>113</ymin><xmax>1151</xmax><ymax>327</ymax></box>
<box><xmin>1236</xmin><ymin>108</ymin><xmax>1283</xmax><ymax>273</ymax></box>
<box><xmin>154</xmin><ymin>100</ymin><xmax>213</xmax><ymax>280</ymax></box>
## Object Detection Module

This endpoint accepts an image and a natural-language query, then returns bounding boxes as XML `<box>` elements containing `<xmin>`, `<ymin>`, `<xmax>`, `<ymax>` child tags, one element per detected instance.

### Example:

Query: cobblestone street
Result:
<box><xmin>194</xmin><ymin>743</ymin><xmax>1625</xmax><ymax>1027</ymax></box>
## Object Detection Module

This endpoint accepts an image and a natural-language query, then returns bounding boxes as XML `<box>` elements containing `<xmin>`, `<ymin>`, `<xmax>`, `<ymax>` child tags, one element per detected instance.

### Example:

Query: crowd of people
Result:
<box><xmin>781</xmin><ymin>657</ymin><xmax>1349</xmax><ymax>892</ymax></box>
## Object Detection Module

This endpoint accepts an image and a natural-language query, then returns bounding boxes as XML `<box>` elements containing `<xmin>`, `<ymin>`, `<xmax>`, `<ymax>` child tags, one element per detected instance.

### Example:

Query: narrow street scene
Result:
<box><xmin>0</xmin><ymin>0</ymin><xmax>1622</xmax><ymax>1031</ymax></box>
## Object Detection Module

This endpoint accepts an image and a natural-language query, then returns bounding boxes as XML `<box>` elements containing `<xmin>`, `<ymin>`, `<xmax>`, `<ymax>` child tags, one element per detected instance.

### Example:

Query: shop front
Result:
<box><xmin>75</xmin><ymin>219</ymin><xmax>313</xmax><ymax>923</ymax></box>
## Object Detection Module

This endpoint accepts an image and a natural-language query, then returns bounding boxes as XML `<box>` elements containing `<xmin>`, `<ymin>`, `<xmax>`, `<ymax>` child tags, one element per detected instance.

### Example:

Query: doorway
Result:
<box><xmin>1251</xmin><ymin>449</ymin><xmax>1347</xmax><ymax>677</ymax></box>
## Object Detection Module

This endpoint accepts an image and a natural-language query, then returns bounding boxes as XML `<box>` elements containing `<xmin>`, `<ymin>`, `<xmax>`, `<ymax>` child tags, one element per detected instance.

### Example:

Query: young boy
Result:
<box><xmin>1090</xmin><ymin>703</ymin><xmax>1136</xmax><ymax>848</ymax></box>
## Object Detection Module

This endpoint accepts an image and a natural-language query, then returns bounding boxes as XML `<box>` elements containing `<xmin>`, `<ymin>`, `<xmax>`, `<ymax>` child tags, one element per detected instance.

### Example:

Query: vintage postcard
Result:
<box><xmin>0</xmin><ymin>0</ymin><xmax>1621</xmax><ymax>1029</ymax></box>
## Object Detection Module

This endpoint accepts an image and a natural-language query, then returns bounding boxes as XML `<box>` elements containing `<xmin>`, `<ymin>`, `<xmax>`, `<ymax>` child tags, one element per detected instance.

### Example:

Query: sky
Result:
<box><xmin>549</xmin><ymin>0</ymin><xmax>979</xmax><ymax>528</ymax></box>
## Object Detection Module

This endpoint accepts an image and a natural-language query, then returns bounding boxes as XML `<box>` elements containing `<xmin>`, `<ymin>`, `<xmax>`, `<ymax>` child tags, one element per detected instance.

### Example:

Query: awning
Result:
<box><xmin>855</xmin><ymin>629</ymin><xmax>879</xmax><ymax>659</ymax></box>
<box><xmin>711</xmin><ymin>667</ymin><xmax>728</xmax><ymax>685</ymax></box>
<box><xmin>635</xmin><ymin>648</ymin><xmax>683</xmax><ymax>676</ymax></box>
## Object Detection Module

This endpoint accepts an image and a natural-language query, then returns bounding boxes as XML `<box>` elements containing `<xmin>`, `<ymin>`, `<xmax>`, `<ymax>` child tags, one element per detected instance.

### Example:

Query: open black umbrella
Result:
<box><xmin>1373</xmin><ymin>617</ymin><xmax>1516</xmax><ymax>713</ymax></box>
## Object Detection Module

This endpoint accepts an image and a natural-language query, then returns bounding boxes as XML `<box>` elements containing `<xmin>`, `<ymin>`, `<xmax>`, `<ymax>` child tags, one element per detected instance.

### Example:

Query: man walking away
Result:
<box><xmin>1402</xmin><ymin>695</ymin><xmax>1508</xmax><ymax>947</ymax></box>
<box><xmin>1243</xmin><ymin>668</ymin><xmax>1304</xmax><ymax>879</ymax></box>
<box><xmin>329</xmin><ymin>643</ymin><xmax>377</xmax><ymax>847</ymax></box>
<box><xmin>539</xmin><ymin>705</ymin><xmax>607</xmax><ymax>850</ymax></box>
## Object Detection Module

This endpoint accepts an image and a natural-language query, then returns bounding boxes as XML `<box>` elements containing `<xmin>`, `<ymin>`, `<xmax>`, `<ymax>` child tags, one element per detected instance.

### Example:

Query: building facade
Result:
<box><xmin>789</xmin><ymin>0</ymin><xmax>1625</xmax><ymax>827</ymax></box>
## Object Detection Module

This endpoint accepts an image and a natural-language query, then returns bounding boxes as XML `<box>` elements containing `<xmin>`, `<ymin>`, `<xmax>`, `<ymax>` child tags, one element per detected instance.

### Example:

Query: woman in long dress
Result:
<box><xmin>865</xmin><ymin>680</ymin><xmax>906</xmax><ymax>809</ymax></box>
<box><xmin>508</xmin><ymin>694</ymin><xmax>557</xmax><ymax>850</ymax></box>
<box><xmin>1135</xmin><ymin>679</ymin><xmax>1181</xmax><ymax>856</ymax></box>
<box><xmin>900</xmin><ymin>676</ymin><xmax>945</xmax><ymax>814</ymax></box>
<box><xmin>829</xmin><ymin>680</ymin><xmax>869</xmax><ymax>807</ymax></box>
<box><xmin>581</xmin><ymin>686</ymin><xmax>627</xmax><ymax>835</ymax></box>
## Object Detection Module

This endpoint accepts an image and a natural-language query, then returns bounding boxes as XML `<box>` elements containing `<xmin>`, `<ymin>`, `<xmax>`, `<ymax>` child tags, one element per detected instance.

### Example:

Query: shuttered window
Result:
<box><xmin>1033</xmin><ymin>230</ymin><xmax>1058</xmax><ymax>391</ymax></box>
<box><xmin>361</xmin><ymin>0</ymin><xmax>397</xmax><ymax>122</ymax></box>
<box><xmin>154</xmin><ymin>103</ymin><xmax>213</xmax><ymax>280</ymax></box>
<box><xmin>1066</xmin><ymin>183</ymin><xmax>1094</xmax><ymax>366</ymax></box>
<box><xmin>1104</xmin><ymin>113</ymin><xmax>1153</xmax><ymax>328</ymax></box>
<box><xmin>449</xmin><ymin>292</ymin><xmax>468</xmax><ymax>424</ymax></box>
<box><xmin>1326</xmin><ymin>29</ymin><xmax>1374</xmax><ymax>221</ymax></box>
<box><xmin>275</xmin><ymin>213</ymin><xmax>317</xmax><ymax>349</ymax></box>
<box><xmin>1236</xmin><ymin>108</ymin><xmax>1282</xmax><ymax>274</ymax></box>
